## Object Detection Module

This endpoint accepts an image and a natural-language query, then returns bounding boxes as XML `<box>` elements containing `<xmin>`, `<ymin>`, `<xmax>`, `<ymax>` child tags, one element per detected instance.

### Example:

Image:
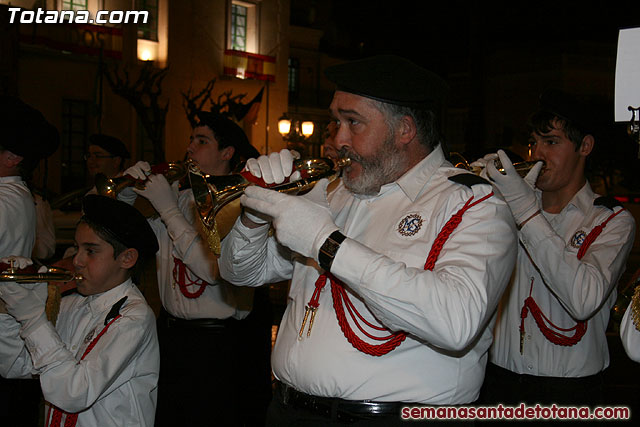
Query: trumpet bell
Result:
<box><xmin>188</xmin><ymin>157</ymin><xmax>347</xmax><ymax>255</ymax></box>
<box><xmin>189</xmin><ymin>157</ymin><xmax>343</xmax><ymax>230</ymax></box>
<box><xmin>95</xmin><ymin>161</ymin><xmax>190</xmax><ymax>199</ymax></box>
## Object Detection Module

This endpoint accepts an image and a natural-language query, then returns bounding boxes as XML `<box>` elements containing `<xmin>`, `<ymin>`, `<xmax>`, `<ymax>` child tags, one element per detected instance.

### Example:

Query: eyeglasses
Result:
<box><xmin>84</xmin><ymin>153</ymin><xmax>117</xmax><ymax>160</ymax></box>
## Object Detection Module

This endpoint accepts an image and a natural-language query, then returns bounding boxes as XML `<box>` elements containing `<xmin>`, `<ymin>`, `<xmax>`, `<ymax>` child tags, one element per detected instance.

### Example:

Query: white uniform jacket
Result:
<box><xmin>220</xmin><ymin>146</ymin><xmax>517</xmax><ymax>404</ymax></box>
<box><xmin>0</xmin><ymin>280</ymin><xmax>159</xmax><ymax>427</ymax></box>
<box><xmin>1</xmin><ymin>176</ymin><xmax>36</xmax><ymax>259</ymax></box>
<box><xmin>149</xmin><ymin>188</ymin><xmax>252</xmax><ymax>320</ymax></box>
<box><xmin>491</xmin><ymin>182</ymin><xmax>635</xmax><ymax>377</ymax></box>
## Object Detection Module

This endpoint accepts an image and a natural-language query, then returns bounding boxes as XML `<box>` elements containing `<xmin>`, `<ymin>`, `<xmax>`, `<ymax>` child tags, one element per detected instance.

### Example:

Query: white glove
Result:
<box><xmin>133</xmin><ymin>174</ymin><xmax>179</xmax><ymax>217</ymax></box>
<box><xmin>245</xmin><ymin>149</ymin><xmax>301</xmax><ymax>185</ymax></box>
<box><xmin>1</xmin><ymin>256</ymin><xmax>33</xmax><ymax>270</ymax></box>
<box><xmin>123</xmin><ymin>161</ymin><xmax>151</xmax><ymax>180</ymax></box>
<box><xmin>133</xmin><ymin>174</ymin><xmax>188</xmax><ymax>239</ymax></box>
<box><xmin>469</xmin><ymin>153</ymin><xmax>498</xmax><ymax>179</ymax></box>
<box><xmin>486</xmin><ymin>149</ymin><xmax>544</xmax><ymax>225</ymax></box>
<box><xmin>116</xmin><ymin>161</ymin><xmax>151</xmax><ymax>205</ymax></box>
<box><xmin>240</xmin><ymin>178</ymin><xmax>338</xmax><ymax>259</ymax></box>
<box><xmin>0</xmin><ymin>280</ymin><xmax>48</xmax><ymax>337</ymax></box>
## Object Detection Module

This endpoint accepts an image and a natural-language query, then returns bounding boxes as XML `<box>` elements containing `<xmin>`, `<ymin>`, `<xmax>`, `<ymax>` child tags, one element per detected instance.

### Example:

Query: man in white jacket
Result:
<box><xmin>219</xmin><ymin>55</ymin><xmax>518</xmax><ymax>425</ymax></box>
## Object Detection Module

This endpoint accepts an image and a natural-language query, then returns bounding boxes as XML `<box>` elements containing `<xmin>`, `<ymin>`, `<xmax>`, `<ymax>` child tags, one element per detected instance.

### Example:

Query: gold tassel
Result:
<box><xmin>45</xmin><ymin>283</ymin><xmax>61</xmax><ymax>326</ymax></box>
<box><xmin>203</xmin><ymin>218</ymin><xmax>221</xmax><ymax>256</ymax></box>
<box><xmin>631</xmin><ymin>285</ymin><xmax>640</xmax><ymax>332</ymax></box>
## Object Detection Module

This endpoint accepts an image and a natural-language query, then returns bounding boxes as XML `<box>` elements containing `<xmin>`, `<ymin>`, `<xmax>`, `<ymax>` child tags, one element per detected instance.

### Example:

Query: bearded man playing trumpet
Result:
<box><xmin>120</xmin><ymin>112</ymin><xmax>271</xmax><ymax>426</ymax></box>
<box><xmin>219</xmin><ymin>55</ymin><xmax>518</xmax><ymax>425</ymax></box>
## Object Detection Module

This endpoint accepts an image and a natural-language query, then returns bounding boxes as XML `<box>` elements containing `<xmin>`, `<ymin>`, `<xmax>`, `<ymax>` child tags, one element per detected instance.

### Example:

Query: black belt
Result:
<box><xmin>275</xmin><ymin>380</ymin><xmax>406</xmax><ymax>422</ymax></box>
<box><xmin>159</xmin><ymin>309</ymin><xmax>234</xmax><ymax>329</ymax></box>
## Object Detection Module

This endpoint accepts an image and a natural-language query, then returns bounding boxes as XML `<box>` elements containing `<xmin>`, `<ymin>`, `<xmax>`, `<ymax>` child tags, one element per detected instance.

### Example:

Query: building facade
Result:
<box><xmin>1</xmin><ymin>0</ymin><xmax>291</xmax><ymax>194</ymax></box>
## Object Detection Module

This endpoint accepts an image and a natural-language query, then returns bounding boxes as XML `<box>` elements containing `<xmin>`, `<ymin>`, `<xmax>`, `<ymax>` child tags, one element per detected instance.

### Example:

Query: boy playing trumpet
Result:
<box><xmin>0</xmin><ymin>195</ymin><xmax>160</xmax><ymax>427</ymax></box>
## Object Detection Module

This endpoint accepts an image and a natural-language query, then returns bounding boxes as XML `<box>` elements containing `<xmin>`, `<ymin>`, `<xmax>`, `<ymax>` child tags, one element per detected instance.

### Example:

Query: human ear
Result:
<box><xmin>220</xmin><ymin>146</ymin><xmax>235</xmax><ymax>161</ymax></box>
<box><xmin>579</xmin><ymin>134</ymin><xmax>594</xmax><ymax>157</ymax></box>
<box><xmin>1</xmin><ymin>151</ymin><xmax>24</xmax><ymax>168</ymax></box>
<box><xmin>397</xmin><ymin>115</ymin><xmax>417</xmax><ymax>145</ymax></box>
<box><xmin>119</xmin><ymin>248</ymin><xmax>139</xmax><ymax>269</ymax></box>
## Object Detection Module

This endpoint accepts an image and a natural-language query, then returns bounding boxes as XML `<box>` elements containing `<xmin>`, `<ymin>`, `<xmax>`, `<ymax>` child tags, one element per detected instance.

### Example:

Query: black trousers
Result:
<box><xmin>154</xmin><ymin>297</ymin><xmax>272</xmax><ymax>427</ymax></box>
<box><xmin>480</xmin><ymin>362</ymin><xmax>605</xmax><ymax>407</ymax></box>
<box><xmin>478</xmin><ymin>363</ymin><xmax>607</xmax><ymax>426</ymax></box>
<box><xmin>0</xmin><ymin>376</ymin><xmax>41</xmax><ymax>427</ymax></box>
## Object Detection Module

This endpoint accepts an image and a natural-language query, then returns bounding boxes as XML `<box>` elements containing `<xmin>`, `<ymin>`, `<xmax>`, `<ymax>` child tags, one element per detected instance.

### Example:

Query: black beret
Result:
<box><xmin>538</xmin><ymin>89</ymin><xmax>599</xmax><ymax>136</ymax></box>
<box><xmin>0</xmin><ymin>96</ymin><xmax>59</xmax><ymax>161</ymax></box>
<box><xmin>195</xmin><ymin>112</ymin><xmax>260</xmax><ymax>160</ymax></box>
<box><xmin>89</xmin><ymin>134</ymin><xmax>130</xmax><ymax>159</ymax></box>
<box><xmin>324</xmin><ymin>55</ymin><xmax>448</xmax><ymax>110</ymax></box>
<box><xmin>82</xmin><ymin>195</ymin><xmax>159</xmax><ymax>257</ymax></box>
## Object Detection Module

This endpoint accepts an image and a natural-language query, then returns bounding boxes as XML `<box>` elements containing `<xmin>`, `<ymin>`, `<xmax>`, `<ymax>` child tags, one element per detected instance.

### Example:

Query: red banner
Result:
<box><xmin>18</xmin><ymin>22</ymin><xmax>123</xmax><ymax>59</ymax></box>
<box><xmin>223</xmin><ymin>49</ymin><xmax>275</xmax><ymax>82</ymax></box>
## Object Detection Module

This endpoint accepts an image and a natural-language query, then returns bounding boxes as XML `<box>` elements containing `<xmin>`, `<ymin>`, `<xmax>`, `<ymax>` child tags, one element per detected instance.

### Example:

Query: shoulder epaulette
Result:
<box><xmin>104</xmin><ymin>296</ymin><xmax>128</xmax><ymax>325</ymax></box>
<box><xmin>448</xmin><ymin>173</ymin><xmax>490</xmax><ymax>188</ymax></box>
<box><xmin>594</xmin><ymin>196</ymin><xmax>623</xmax><ymax>211</ymax></box>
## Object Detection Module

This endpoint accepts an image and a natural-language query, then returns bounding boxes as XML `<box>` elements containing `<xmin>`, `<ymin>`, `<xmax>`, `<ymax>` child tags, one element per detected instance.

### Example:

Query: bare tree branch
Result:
<box><xmin>103</xmin><ymin>62</ymin><xmax>169</xmax><ymax>163</ymax></box>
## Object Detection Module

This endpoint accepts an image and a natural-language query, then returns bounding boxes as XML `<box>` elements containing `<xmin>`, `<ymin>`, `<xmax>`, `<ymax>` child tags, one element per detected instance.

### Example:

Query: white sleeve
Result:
<box><xmin>23</xmin><ymin>309</ymin><xmax>156</xmax><ymax>413</ymax></box>
<box><xmin>0</xmin><ymin>314</ymin><xmax>35</xmax><ymax>379</ymax></box>
<box><xmin>33</xmin><ymin>197</ymin><xmax>56</xmax><ymax>260</ymax></box>
<box><xmin>331</xmin><ymin>192</ymin><xmax>518</xmax><ymax>352</ymax></box>
<box><xmin>620</xmin><ymin>299</ymin><xmax>640</xmax><ymax>363</ymax></box>
<box><xmin>219</xmin><ymin>216</ymin><xmax>294</xmax><ymax>287</ymax></box>
<box><xmin>520</xmin><ymin>208</ymin><xmax>635</xmax><ymax>320</ymax></box>
<box><xmin>155</xmin><ymin>190</ymin><xmax>221</xmax><ymax>283</ymax></box>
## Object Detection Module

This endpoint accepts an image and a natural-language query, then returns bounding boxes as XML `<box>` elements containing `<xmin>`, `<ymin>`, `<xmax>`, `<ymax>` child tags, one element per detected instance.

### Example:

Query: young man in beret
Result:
<box><xmin>219</xmin><ymin>55</ymin><xmax>518</xmax><ymax>425</ymax></box>
<box><xmin>0</xmin><ymin>195</ymin><xmax>160</xmax><ymax>427</ymax></box>
<box><xmin>0</xmin><ymin>95</ymin><xmax>60</xmax><ymax>426</ymax></box>
<box><xmin>480</xmin><ymin>90</ymin><xmax>635</xmax><ymax>407</ymax></box>
<box><xmin>122</xmin><ymin>112</ymin><xmax>270</xmax><ymax>425</ymax></box>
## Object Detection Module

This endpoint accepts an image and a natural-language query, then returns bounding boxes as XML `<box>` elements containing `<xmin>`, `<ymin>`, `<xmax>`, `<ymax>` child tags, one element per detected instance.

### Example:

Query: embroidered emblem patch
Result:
<box><xmin>397</xmin><ymin>213</ymin><xmax>424</xmax><ymax>237</ymax></box>
<box><xmin>570</xmin><ymin>230</ymin><xmax>587</xmax><ymax>249</ymax></box>
<box><xmin>84</xmin><ymin>328</ymin><xmax>96</xmax><ymax>344</ymax></box>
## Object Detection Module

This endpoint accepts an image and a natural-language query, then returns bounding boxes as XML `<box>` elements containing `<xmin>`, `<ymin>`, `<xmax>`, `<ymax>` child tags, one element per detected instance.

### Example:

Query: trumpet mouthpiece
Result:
<box><xmin>335</xmin><ymin>157</ymin><xmax>351</xmax><ymax>168</ymax></box>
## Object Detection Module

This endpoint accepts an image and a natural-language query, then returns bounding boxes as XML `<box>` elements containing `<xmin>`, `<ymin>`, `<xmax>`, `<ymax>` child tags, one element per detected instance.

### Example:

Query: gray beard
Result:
<box><xmin>340</xmin><ymin>135</ymin><xmax>408</xmax><ymax>196</ymax></box>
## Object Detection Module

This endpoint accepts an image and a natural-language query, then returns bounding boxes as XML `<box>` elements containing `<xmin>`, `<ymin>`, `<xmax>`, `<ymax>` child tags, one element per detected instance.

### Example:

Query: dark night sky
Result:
<box><xmin>316</xmin><ymin>1</ymin><xmax>639</xmax><ymax>76</ymax></box>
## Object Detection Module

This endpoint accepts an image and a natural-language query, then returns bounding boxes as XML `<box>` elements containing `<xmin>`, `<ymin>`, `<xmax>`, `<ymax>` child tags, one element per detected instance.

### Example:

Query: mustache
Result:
<box><xmin>338</xmin><ymin>147</ymin><xmax>362</xmax><ymax>164</ymax></box>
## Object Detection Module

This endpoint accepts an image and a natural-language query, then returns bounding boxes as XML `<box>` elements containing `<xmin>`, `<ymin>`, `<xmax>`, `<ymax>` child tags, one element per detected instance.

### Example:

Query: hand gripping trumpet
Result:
<box><xmin>1</xmin><ymin>260</ymin><xmax>83</xmax><ymax>325</ymax></box>
<box><xmin>95</xmin><ymin>161</ymin><xmax>190</xmax><ymax>199</ymax></box>
<box><xmin>95</xmin><ymin>161</ymin><xmax>192</xmax><ymax>218</ymax></box>
<box><xmin>188</xmin><ymin>157</ymin><xmax>351</xmax><ymax>254</ymax></box>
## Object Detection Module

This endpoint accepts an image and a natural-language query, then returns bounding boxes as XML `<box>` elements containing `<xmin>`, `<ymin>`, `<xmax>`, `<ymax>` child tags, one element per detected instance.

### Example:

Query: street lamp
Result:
<box><xmin>278</xmin><ymin>114</ymin><xmax>316</xmax><ymax>156</ymax></box>
<box><xmin>278</xmin><ymin>114</ymin><xmax>292</xmax><ymax>135</ymax></box>
<box><xmin>301</xmin><ymin>121</ymin><xmax>315</xmax><ymax>137</ymax></box>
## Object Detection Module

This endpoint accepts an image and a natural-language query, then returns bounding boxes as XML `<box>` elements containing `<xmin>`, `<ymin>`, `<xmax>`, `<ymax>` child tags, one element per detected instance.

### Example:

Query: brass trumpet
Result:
<box><xmin>189</xmin><ymin>157</ymin><xmax>350</xmax><ymax>230</ymax></box>
<box><xmin>95</xmin><ymin>161</ymin><xmax>191</xmax><ymax>199</ymax></box>
<box><xmin>450</xmin><ymin>152</ymin><xmax>541</xmax><ymax>177</ymax></box>
<box><xmin>0</xmin><ymin>262</ymin><xmax>76</xmax><ymax>326</ymax></box>
<box><xmin>188</xmin><ymin>157</ymin><xmax>350</xmax><ymax>254</ymax></box>
<box><xmin>0</xmin><ymin>263</ymin><xmax>82</xmax><ymax>283</ymax></box>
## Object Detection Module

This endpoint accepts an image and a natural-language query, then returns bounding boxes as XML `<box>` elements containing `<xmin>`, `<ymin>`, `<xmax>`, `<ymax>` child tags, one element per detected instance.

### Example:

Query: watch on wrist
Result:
<box><xmin>318</xmin><ymin>230</ymin><xmax>346</xmax><ymax>272</ymax></box>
